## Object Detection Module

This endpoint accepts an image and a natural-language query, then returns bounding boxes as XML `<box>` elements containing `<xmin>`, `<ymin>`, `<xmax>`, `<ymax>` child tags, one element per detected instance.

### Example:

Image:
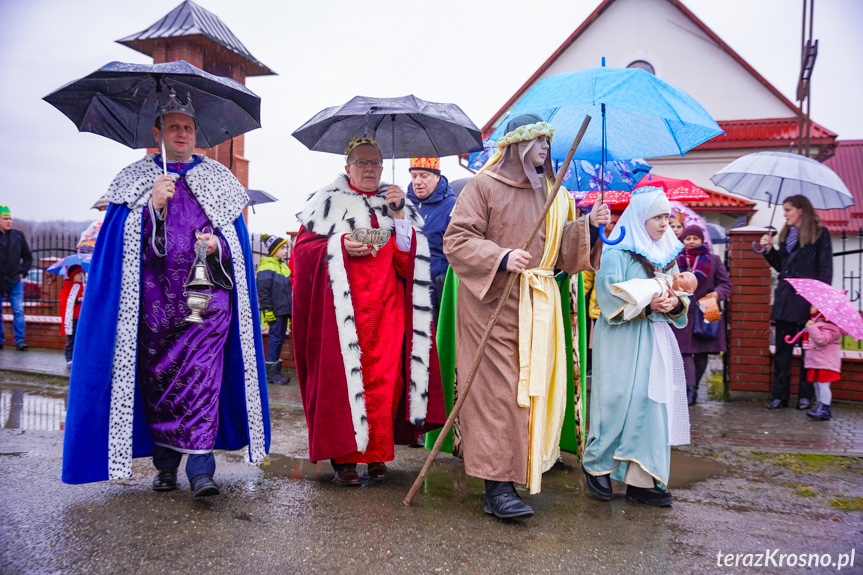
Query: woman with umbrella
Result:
<box><xmin>759</xmin><ymin>195</ymin><xmax>833</xmax><ymax>410</ymax></box>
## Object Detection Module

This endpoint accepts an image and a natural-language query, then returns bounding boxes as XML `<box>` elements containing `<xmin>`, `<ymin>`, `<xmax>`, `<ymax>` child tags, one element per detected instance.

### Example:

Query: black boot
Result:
<box><xmin>152</xmin><ymin>468</ymin><xmax>178</xmax><ymax>491</ymax></box>
<box><xmin>583</xmin><ymin>466</ymin><xmax>612</xmax><ymax>501</ymax></box>
<box><xmin>190</xmin><ymin>474</ymin><xmax>220</xmax><ymax>497</ymax></box>
<box><xmin>266</xmin><ymin>361</ymin><xmax>291</xmax><ymax>385</ymax></box>
<box><xmin>625</xmin><ymin>484</ymin><xmax>673</xmax><ymax>507</ymax></box>
<box><xmin>483</xmin><ymin>480</ymin><xmax>534</xmax><ymax>519</ymax></box>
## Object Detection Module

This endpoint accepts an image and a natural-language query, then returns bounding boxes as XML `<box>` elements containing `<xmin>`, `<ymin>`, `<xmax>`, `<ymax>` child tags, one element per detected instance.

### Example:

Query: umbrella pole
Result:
<box><xmin>160</xmin><ymin>110</ymin><xmax>167</xmax><ymax>176</ymax></box>
<box><xmin>404</xmin><ymin>114</ymin><xmax>593</xmax><ymax>506</ymax></box>
<box><xmin>598</xmin><ymin>103</ymin><xmax>625</xmax><ymax>245</ymax></box>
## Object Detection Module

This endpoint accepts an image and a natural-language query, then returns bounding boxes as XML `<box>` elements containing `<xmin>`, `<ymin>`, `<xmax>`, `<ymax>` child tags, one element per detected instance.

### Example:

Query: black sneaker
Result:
<box><xmin>190</xmin><ymin>474</ymin><xmax>220</xmax><ymax>497</ymax></box>
<box><xmin>16</xmin><ymin>342</ymin><xmax>28</xmax><ymax>351</ymax></box>
<box><xmin>583</xmin><ymin>467</ymin><xmax>612</xmax><ymax>501</ymax></box>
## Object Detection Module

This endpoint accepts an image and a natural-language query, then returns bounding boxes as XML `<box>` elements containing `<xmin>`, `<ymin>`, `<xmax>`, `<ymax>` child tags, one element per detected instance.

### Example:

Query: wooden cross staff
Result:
<box><xmin>404</xmin><ymin>114</ymin><xmax>593</xmax><ymax>506</ymax></box>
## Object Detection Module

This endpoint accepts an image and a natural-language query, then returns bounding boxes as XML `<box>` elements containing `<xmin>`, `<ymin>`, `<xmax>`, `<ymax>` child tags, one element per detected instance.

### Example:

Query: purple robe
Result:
<box><xmin>139</xmin><ymin>160</ymin><xmax>231</xmax><ymax>453</ymax></box>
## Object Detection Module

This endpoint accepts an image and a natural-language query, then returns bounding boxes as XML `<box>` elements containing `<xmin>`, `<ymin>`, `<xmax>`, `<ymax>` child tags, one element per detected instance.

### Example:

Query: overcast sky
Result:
<box><xmin>1</xmin><ymin>0</ymin><xmax>861</xmax><ymax>234</ymax></box>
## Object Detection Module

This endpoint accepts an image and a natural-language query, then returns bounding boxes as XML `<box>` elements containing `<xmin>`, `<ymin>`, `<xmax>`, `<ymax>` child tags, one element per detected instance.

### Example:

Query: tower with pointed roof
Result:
<box><xmin>117</xmin><ymin>0</ymin><xmax>274</xmax><ymax>188</ymax></box>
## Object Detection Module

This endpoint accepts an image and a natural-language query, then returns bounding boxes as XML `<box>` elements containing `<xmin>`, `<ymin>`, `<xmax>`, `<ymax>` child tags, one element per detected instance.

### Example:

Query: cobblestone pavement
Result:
<box><xmin>2</xmin><ymin>347</ymin><xmax>863</xmax><ymax>456</ymax></box>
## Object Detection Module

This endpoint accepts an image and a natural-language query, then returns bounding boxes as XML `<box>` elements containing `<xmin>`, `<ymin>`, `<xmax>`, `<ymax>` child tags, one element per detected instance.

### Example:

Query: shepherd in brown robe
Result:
<box><xmin>443</xmin><ymin>114</ymin><xmax>608</xmax><ymax>519</ymax></box>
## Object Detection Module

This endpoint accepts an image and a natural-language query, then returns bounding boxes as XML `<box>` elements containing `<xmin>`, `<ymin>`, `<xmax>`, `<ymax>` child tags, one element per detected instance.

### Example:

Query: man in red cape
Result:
<box><xmin>291</xmin><ymin>137</ymin><xmax>445</xmax><ymax>485</ymax></box>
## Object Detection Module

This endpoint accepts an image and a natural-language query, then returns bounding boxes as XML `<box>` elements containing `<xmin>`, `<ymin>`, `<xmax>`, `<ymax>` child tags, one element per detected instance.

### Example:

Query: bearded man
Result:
<box><xmin>443</xmin><ymin>114</ymin><xmax>609</xmax><ymax>518</ymax></box>
<box><xmin>62</xmin><ymin>93</ymin><xmax>270</xmax><ymax>497</ymax></box>
<box><xmin>291</xmin><ymin>137</ymin><xmax>445</xmax><ymax>486</ymax></box>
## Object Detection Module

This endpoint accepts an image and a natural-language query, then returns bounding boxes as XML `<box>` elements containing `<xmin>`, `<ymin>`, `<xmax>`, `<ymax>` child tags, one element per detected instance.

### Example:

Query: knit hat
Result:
<box><xmin>261</xmin><ymin>234</ymin><xmax>287</xmax><ymax>256</ymax></box>
<box><xmin>681</xmin><ymin>225</ymin><xmax>705</xmax><ymax>241</ymax></box>
<box><xmin>409</xmin><ymin>157</ymin><xmax>441</xmax><ymax>175</ymax></box>
<box><xmin>0</xmin><ymin>205</ymin><xmax>9</xmax><ymax>216</ymax></box>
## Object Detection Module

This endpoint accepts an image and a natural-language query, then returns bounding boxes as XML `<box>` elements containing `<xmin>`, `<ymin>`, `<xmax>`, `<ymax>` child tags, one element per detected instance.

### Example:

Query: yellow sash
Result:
<box><xmin>517</xmin><ymin>179</ymin><xmax>574</xmax><ymax>494</ymax></box>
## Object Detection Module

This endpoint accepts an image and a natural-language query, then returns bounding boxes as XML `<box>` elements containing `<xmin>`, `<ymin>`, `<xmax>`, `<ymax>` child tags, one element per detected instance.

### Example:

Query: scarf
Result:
<box><xmin>676</xmin><ymin>244</ymin><xmax>711</xmax><ymax>280</ymax></box>
<box><xmin>786</xmin><ymin>226</ymin><xmax>799</xmax><ymax>252</ymax></box>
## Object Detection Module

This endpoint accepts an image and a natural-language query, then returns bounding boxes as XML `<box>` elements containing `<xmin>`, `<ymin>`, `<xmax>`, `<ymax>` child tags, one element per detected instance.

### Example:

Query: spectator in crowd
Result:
<box><xmin>760</xmin><ymin>195</ymin><xmax>832</xmax><ymax>410</ymax></box>
<box><xmin>0</xmin><ymin>204</ymin><xmax>32</xmax><ymax>351</ymax></box>
<box><xmin>673</xmin><ymin>225</ymin><xmax>732</xmax><ymax>405</ymax></box>
<box><xmin>61</xmin><ymin>264</ymin><xmax>85</xmax><ymax>368</ymax></box>
<box><xmin>257</xmin><ymin>234</ymin><xmax>292</xmax><ymax>385</ymax></box>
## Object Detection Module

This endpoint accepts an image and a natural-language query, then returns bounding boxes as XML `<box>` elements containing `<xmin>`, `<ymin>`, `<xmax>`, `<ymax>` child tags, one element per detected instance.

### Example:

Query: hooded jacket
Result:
<box><xmin>407</xmin><ymin>176</ymin><xmax>457</xmax><ymax>280</ymax></box>
<box><xmin>256</xmin><ymin>256</ymin><xmax>292</xmax><ymax>317</ymax></box>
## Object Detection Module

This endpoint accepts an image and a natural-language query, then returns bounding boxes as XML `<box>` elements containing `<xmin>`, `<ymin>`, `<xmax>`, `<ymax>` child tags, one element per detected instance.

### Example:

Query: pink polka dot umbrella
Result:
<box><xmin>785</xmin><ymin>278</ymin><xmax>863</xmax><ymax>340</ymax></box>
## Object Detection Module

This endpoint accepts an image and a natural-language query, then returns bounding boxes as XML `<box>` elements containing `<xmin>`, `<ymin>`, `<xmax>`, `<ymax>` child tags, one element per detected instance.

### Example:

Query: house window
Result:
<box><xmin>627</xmin><ymin>60</ymin><xmax>655</xmax><ymax>75</ymax></box>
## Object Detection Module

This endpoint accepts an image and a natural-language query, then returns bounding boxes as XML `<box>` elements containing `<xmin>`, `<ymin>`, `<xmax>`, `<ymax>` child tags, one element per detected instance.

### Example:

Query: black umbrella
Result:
<box><xmin>245</xmin><ymin>189</ymin><xmax>278</xmax><ymax>213</ymax></box>
<box><xmin>44</xmin><ymin>61</ymin><xmax>262</xmax><ymax>172</ymax></box>
<box><xmin>449</xmin><ymin>177</ymin><xmax>471</xmax><ymax>198</ymax></box>
<box><xmin>292</xmin><ymin>95</ymin><xmax>483</xmax><ymax>183</ymax></box>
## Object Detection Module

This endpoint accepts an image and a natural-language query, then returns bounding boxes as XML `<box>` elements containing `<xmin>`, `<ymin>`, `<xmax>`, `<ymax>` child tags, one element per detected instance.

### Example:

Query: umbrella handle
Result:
<box><xmin>752</xmin><ymin>241</ymin><xmax>766</xmax><ymax>254</ymax></box>
<box><xmin>785</xmin><ymin>330</ymin><xmax>806</xmax><ymax>345</ymax></box>
<box><xmin>600</xmin><ymin>223</ymin><xmax>626</xmax><ymax>245</ymax></box>
<box><xmin>388</xmin><ymin>198</ymin><xmax>405</xmax><ymax>211</ymax></box>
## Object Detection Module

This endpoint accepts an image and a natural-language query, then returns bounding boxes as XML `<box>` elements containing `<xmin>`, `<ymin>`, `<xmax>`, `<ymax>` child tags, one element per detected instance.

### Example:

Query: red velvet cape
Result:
<box><xmin>292</xmin><ymin>225</ymin><xmax>445</xmax><ymax>462</ymax></box>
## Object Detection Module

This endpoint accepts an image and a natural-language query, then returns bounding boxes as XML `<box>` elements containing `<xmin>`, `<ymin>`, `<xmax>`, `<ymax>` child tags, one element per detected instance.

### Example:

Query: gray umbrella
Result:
<box><xmin>292</xmin><ymin>95</ymin><xmax>483</xmax><ymax>162</ymax></box>
<box><xmin>44</xmin><ymin>60</ymin><xmax>261</xmax><ymax>152</ymax></box>
<box><xmin>245</xmin><ymin>189</ymin><xmax>278</xmax><ymax>214</ymax></box>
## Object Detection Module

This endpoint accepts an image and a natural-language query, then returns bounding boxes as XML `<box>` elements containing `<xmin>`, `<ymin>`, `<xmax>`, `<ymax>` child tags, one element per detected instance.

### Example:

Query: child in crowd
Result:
<box><xmin>257</xmin><ymin>234</ymin><xmax>292</xmax><ymax>385</ymax></box>
<box><xmin>582</xmin><ymin>186</ymin><xmax>689</xmax><ymax>508</ymax></box>
<box><xmin>60</xmin><ymin>264</ymin><xmax>85</xmax><ymax>368</ymax></box>
<box><xmin>803</xmin><ymin>306</ymin><xmax>842</xmax><ymax>421</ymax></box>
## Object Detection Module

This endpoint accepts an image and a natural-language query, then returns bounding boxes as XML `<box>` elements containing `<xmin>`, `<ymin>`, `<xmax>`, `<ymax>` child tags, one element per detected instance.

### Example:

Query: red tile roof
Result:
<box><xmin>694</xmin><ymin>118</ymin><xmax>837</xmax><ymax>151</ymax></box>
<box><xmin>687</xmin><ymin>188</ymin><xmax>755</xmax><ymax>213</ymax></box>
<box><xmin>816</xmin><ymin>141</ymin><xmax>863</xmax><ymax>233</ymax></box>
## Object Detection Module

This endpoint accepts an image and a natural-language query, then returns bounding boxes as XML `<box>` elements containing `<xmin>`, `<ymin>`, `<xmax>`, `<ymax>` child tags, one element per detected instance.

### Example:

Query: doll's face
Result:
<box><xmin>673</xmin><ymin>271</ymin><xmax>698</xmax><ymax>294</ymax></box>
<box><xmin>645</xmin><ymin>214</ymin><xmax>669</xmax><ymax>240</ymax></box>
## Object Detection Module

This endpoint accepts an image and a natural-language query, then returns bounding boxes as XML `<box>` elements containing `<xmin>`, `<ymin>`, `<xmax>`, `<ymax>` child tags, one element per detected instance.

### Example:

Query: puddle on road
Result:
<box><xmin>241</xmin><ymin>450</ymin><xmax>729</xmax><ymax>492</ymax></box>
<box><xmin>668</xmin><ymin>451</ymin><xmax>730</xmax><ymax>489</ymax></box>
<box><xmin>0</xmin><ymin>387</ymin><xmax>67</xmax><ymax>431</ymax></box>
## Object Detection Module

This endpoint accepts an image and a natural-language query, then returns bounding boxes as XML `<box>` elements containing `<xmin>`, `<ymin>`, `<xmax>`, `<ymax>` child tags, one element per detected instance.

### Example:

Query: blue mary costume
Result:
<box><xmin>583</xmin><ymin>187</ymin><xmax>689</xmax><ymax>488</ymax></box>
<box><xmin>62</xmin><ymin>153</ymin><xmax>270</xmax><ymax>484</ymax></box>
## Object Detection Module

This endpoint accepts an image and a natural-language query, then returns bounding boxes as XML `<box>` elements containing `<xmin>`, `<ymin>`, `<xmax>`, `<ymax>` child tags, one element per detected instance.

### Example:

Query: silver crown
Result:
<box><xmin>159</xmin><ymin>91</ymin><xmax>196</xmax><ymax>119</ymax></box>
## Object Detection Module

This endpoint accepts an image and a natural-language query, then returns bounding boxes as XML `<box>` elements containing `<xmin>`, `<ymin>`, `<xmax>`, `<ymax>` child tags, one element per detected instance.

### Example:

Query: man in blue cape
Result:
<box><xmin>62</xmin><ymin>93</ymin><xmax>270</xmax><ymax>497</ymax></box>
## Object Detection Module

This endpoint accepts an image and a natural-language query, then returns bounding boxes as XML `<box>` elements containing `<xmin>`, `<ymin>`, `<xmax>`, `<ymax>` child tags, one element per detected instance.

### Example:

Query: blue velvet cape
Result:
<box><xmin>62</xmin><ymin>201</ymin><xmax>270</xmax><ymax>484</ymax></box>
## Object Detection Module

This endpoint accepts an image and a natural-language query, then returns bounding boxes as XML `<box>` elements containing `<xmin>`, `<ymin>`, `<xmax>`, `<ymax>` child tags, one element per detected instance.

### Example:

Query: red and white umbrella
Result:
<box><xmin>785</xmin><ymin>278</ymin><xmax>863</xmax><ymax>340</ymax></box>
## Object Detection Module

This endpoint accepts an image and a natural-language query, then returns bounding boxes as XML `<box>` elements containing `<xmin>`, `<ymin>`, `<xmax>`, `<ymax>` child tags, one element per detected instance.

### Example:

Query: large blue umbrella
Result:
<box><xmin>487</xmin><ymin>66</ymin><xmax>723</xmax><ymax>162</ymax></box>
<box><xmin>489</xmin><ymin>65</ymin><xmax>723</xmax><ymax>244</ymax></box>
<box><xmin>469</xmin><ymin>146</ymin><xmax>651</xmax><ymax>196</ymax></box>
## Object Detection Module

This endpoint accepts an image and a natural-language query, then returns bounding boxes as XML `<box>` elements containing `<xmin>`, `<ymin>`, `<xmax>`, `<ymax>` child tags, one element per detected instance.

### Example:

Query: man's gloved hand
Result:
<box><xmin>263</xmin><ymin>310</ymin><xmax>276</xmax><ymax>324</ymax></box>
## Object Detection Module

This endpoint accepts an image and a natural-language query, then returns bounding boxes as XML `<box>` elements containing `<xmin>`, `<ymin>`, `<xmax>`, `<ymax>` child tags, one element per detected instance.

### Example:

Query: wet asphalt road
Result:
<box><xmin>1</xmin><ymin>377</ymin><xmax>861</xmax><ymax>575</ymax></box>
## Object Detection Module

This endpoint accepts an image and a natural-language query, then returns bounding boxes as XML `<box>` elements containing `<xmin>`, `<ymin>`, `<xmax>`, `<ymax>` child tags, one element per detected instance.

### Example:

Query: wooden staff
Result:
<box><xmin>404</xmin><ymin>114</ymin><xmax>592</xmax><ymax>506</ymax></box>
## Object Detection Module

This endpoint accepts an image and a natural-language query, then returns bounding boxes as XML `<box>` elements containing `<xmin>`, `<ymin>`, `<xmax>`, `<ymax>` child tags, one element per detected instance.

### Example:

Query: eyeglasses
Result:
<box><xmin>348</xmin><ymin>160</ymin><xmax>384</xmax><ymax>169</ymax></box>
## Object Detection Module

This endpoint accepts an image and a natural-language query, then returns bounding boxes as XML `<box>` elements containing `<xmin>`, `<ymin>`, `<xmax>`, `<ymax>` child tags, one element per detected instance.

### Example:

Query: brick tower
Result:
<box><xmin>116</xmin><ymin>0</ymin><xmax>275</xmax><ymax>188</ymax></box>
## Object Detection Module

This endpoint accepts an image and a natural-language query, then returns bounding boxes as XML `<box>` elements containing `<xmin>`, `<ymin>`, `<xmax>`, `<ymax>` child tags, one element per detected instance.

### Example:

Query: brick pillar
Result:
<box><xmin>151</xmin><ymin>40</ymin><xmax>205</xmax><ymax>69</ymax></box>
<box><xmin>726</xmin><ymin>227</ymin><xmax>773</xmax><ymax>397</ymax></box>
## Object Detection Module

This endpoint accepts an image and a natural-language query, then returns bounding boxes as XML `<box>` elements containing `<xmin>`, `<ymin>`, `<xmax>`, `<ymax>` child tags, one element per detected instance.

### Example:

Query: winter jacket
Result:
<box><xmin>803</xmin><ymin>320</ymin><xmax>842</xmax><ymax>372</ymax></box>
<box><xmin>257</xmin><ymin>256</ymin><xmax>292</xmax><ymax>317</ymax></box>
<box><xmin>0</xmin><ymin>228</ymin><xmax>32</xmax><ymax>293</ymax></box>
<box><xmin>765</xmin><ymin>227</ymin><xmax>832</xmax><ymax>324</ymax></box>
<box><xmin>407</xmin><ymin>176</ymin><xmax>457</xmax><ymax>281</ymax></box>
<box><xmin>673</xmin><ymin>252</ymin><xmax>732</xmax><ymax>354</ymax></box>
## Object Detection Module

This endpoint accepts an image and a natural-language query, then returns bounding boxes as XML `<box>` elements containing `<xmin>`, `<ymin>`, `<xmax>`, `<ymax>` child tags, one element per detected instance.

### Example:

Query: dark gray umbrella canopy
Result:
<box><xmin>245</xmin><ymin>189</ymin><xmax>278</xmax><ymax>207</ymax></box>
<box><xmin>292</xmin><ymin>95</ymin><xmax>483</xmax><ymax>158</ymax></box>
<box><xmin>44</xmin><ymin>60</ymin><xmax>261</xmax><ymax>149</ymax></box>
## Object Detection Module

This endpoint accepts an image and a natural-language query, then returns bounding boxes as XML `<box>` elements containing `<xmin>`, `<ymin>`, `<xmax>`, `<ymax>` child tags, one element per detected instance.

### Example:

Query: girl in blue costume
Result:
<box><xmin>582</xmin><ymin>186</ymin><xmax>690</xmax><ymax>507</ymax></box>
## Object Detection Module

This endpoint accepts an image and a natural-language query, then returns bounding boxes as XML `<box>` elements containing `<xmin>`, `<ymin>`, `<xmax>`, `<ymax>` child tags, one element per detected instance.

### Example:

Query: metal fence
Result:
<box><xmin>834</xmin><ymin>230</ymin><xmax>863</xmax><ymax>351</ymax></box>
<box><xmin>0</xmin><ymin>388</ymin><xmax>67</xmax><ymax>431</ymax></box>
